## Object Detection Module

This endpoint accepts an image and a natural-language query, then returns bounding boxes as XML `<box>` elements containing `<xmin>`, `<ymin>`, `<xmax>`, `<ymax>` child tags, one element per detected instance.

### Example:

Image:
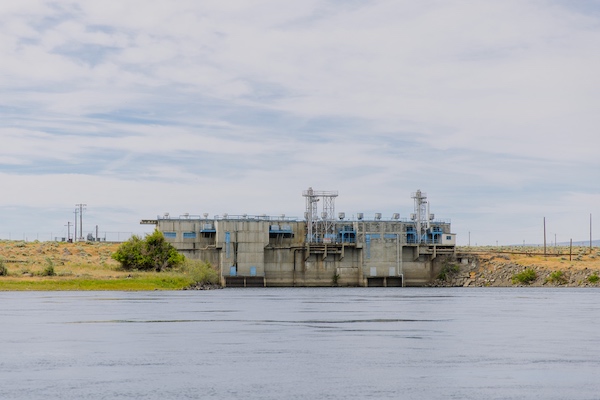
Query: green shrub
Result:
<box><xmin>0</xmin><ymin>258</ymin><xmax>7</xmax><ymax>276</ymax></box>
<box><xmin>512</xmin><ymin>268</ymin><xmax>537</xmax><ymax>285</ymax></box>
<box><xmin>438</xmin><ymin>263</ymin><xmax>460</xmax><ymax>281</ymax></box>
<box><xmin>588</xmin><ymin>273</ymin><xmax>600</xmax><ymax>284</ymax></box>
<box><xmin>546</xmin><ymin>270</ymin><xmax>567</xmax><ymax>285</ymax></box>
<box><xmin>112</xmin><ymin>230</ymin><xmax>185</xmax><ymax>272</ymax></box>
<box><xmin>332</xmin><ymin>272</ymin><xmax>340</xmax><ymax>286</ymax></box>
<box><xmin>40</xmin><ymin>258</ymin><xmax>56</xmax><ymax>276</ymax></box>
<box><xmin>180</xmin><ymin>259</ymin><xmax>219</xmax><ymax>285</ymax></box>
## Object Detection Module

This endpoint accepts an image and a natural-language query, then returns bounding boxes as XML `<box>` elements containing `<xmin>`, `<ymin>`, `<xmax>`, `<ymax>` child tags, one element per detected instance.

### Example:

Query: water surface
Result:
<box><xmin>1</xmin><ymin>288</ymin><xmax>598</xmax><ymax>399</ymax></box>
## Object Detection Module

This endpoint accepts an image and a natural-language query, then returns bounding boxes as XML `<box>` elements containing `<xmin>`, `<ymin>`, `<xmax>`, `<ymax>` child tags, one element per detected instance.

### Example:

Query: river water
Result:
<box><xmin>1</xmin><ymin>288</ymin><xmax>599</xmax><ymax>400</ymax></box>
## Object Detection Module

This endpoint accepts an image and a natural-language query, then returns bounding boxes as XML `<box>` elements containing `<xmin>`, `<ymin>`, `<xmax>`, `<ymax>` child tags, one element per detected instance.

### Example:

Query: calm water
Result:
<box><xmin>1</xmin><ymin>288</ymin><xmax>599</xmax><ymax>400</ymax></box>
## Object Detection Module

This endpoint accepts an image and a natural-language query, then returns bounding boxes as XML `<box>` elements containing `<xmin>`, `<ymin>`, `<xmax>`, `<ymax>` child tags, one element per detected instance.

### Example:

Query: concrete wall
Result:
<box><xmin>216</xmin><ymin>220</ymin><xmax>269</xmax><ymax>277</ymax></box>
<box><xmin>155</xmin><ymin>217</ymin><xmax>455</xmax><ymax>287</ymax></box>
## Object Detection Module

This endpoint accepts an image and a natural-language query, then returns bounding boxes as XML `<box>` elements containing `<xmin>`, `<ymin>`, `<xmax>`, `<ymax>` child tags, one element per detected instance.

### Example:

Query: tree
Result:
<box><xmin>112</xmin><ymin>230</ymin><xmax>185</xmax><ymax>271</ymax></box>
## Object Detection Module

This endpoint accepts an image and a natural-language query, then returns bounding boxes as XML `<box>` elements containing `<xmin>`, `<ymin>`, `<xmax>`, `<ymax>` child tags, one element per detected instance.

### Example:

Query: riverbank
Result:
<box><xmin>0</xmin><ymin>240</ymin><xmax>199</xmax><ymax>290</ymax></box>
<box><xmin>2</xmin><ymin>241</ymin><xmax>599</xmax><ymax>289</ymax></box>
<box><xmin>433</xmin><ymin>246</ymin><xmax>600</xmax><ymax>287</ymax></box>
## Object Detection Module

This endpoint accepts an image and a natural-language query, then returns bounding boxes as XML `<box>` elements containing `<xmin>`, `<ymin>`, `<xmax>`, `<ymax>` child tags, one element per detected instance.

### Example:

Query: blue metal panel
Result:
<box><xmin>225</xmin><ymin>232</ymin><xmax>231</xmax><ymax>258</ymax></box>
<box><xmin>183</xmin><ymin>232</ymin><xmax>196</xmax><ymax>239</ymax></box>
<box><xmin>229</xmin><ymin>266</ymin><xmax>236</xmax><ymax>276</ymax></box>
<box><xmin>200</xmin><ymin>224</ymin><xmax>216</xmax><ymax>233</ymax></box>
<box><xmin>270</xmin><ymin>224</ymin><xmax>294</xmax><ymax>233</ymax></box>
<box><xmin>250</xmin><ymin>266</ymin><xmax>256</xmax><ymax>277</ymax></box>
<box><xmin>338</xmin><ymin>227</ymin><xmax>357</xmax><ymax>243</ymax></box>
<box><xmin>366</xmin><ymin>234</ymin><xmax>371</xmax><ymax>259</ymax></box>
<box><xmin>163</xmin><ymin>232</ymin><xmax>176</xmax><ymax>239</ymax></box>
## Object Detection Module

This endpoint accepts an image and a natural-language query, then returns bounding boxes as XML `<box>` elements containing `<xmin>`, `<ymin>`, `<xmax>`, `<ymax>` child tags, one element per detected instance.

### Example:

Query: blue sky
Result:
<box><xmin>1</xmin><ymin>0</ymin><xmax>599</xmax><ymax>245</ymax></box>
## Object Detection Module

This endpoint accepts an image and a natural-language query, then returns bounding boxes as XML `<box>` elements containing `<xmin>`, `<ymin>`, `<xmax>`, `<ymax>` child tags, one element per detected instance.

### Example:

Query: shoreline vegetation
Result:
<box><xmin>0</xmin><ymin>240</ymin><xmax>219</xmax><ymax>291</ymax></box>
<box><xmin>0</xmin><ymin>240</ymin><xmax>599</xmax><ymax>290</ymax></box>
<box><xmin>433</xmin><ymin>246</ymin><xmax>600</xmax><ymax>287</ymax></box>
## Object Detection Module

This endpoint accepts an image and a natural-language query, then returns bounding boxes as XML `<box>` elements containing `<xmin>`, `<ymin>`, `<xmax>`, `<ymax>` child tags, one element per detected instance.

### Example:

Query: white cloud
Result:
<box><xmin>0</xmin><ymin>0</ymin><xmax>599</xmax><ymax>244</ymax></box>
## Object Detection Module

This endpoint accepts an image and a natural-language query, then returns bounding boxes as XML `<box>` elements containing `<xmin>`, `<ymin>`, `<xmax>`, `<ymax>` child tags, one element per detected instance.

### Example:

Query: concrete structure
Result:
<box><xmin>141</xmin><ymin>189</ymin><xmax>456</xmax><ymax>287</ymax></box>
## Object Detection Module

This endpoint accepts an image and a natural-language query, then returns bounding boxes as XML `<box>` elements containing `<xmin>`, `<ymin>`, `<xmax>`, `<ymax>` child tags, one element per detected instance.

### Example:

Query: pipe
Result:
<box><xmin>396</xmin><ymin>233</ymin><xmax>400</xmax><ymax>276</ymax></box>
<box><xmin>427</xmin><ymin>201</ymin><xmax>431</xmax><ymax>230</ymax></box>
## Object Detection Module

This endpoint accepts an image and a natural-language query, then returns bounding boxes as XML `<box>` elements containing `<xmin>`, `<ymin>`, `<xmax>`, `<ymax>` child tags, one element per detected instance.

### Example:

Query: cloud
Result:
<box><xmin>0</xmin><ymin>0</ymin><xmax>599</xmax><ymax>244</ymax></box>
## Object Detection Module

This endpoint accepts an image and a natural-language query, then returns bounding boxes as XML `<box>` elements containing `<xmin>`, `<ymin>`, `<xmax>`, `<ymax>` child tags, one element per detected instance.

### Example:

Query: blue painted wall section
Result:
<box><xmin>225</xmin><ymin>232</ymin><xmax>231</xmax><ymax>259</ymax></box>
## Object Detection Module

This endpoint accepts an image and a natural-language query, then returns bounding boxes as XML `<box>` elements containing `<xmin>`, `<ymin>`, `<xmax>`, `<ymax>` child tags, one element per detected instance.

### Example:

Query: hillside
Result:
<box><xmin>0</xmin><ymin>240</ymin><xmax>122</xmax><ymax>277</ymax></box>
<box><xmin>0</xmin><ymin>240</ymin><xmax>201</xmax><ymax>290</ymax></box>
<box><xmin>437</xmin><ymin>246</ymin><xmax>600</xmax><ymax>287</ymax></box>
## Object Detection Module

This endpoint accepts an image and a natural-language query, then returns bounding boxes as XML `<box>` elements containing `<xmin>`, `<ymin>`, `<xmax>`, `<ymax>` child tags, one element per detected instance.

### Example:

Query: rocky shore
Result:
<box><xmin>431</xmin><ymin>251</ymin><xmax>600</xmax><ymax>287</ymax></box>
<box><xmin>184</xmin><ymin>283</ymin><xmax>223</xmax><ymax>290</ymax></box>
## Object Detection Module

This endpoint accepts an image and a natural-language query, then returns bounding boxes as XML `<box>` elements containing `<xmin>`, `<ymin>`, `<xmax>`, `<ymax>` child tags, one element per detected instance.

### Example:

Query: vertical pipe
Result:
<box><xmin>396</xmin><ymin>234</ymin><xmax>400</xmax><ymax>276</ymax></box>
<box><xmin>359</xmin><ymin>219</ymin><xmax>365</xmax><ymax>286</ymax></box>
<box><xmin>400</xmin><ymin>242</ymin><xmax>404</xmax><ymax>287</ymax></box>
<box><xmin>415</xmin><ymin>192</ymin><xmax>421</xmax><ymax>244</ymax></box>
<box><xmin>426</xmin><ymin>201</ymin><xmax>431</xmax><ymax>230</ymax></box>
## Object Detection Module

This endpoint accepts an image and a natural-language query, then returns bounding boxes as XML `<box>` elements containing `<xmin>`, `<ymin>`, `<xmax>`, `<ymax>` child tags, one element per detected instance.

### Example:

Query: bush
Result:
<box><xmin>512</xmin><ymin>268</ymin><xmax>537</xmax><ymax>285</ymax></box>
<box><xmin>180</xmin><ymin>259</ymin><xmax>219</xmax><ymax>285</ymax></box>
<box><xmin>0</xmin><ymin>258</ymin><xmax>7</xmax><ymax>276</ymax></box>
<box><xmin>332</xmin><ymin>272</ymin><xmax>340</xmax><ymax>286</ymax></box>
<box><xmin>438</xmin><ymin>263</ymin><xmax>460</xmax><ymax>281</ymax></box>
<box><xmin>546</xmin><ymin>270</ymin><xmax>567</xmax><ymax>285</ymax></box>
<box><xmin>112</xmin><ymin>230</ymin><xmax>185</xmax><ymax>272</ymax></box>
<box><xmin>40</xmin><ymin>258</ymin><xmax>56</xmax><ymax>276</ymax></box>
<box><xmin>588</xmin><ymin>273</ymin><xmax>600</xmax><ymax>284</ymax></box>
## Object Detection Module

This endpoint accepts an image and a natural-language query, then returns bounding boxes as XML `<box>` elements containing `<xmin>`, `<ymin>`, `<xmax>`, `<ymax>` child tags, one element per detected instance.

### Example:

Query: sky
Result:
<box><xmin>1</xmin><ymin>0</ymin><xmax>599</xmax><ymax>245</ymax></box>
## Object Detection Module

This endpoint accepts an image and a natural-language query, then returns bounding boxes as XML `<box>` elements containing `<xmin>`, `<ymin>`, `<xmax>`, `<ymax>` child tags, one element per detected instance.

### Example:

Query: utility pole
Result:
<box><xmin>76</xmin><ymin>204</ymin><xmax>87</xmax><ymax>241</ymax></box>
<box><xmin>570</xmin><ymin>238</ymin><xmax>573</xmax><ymax>261</ymax></box>
<box><xmin>591</xmin><ymin>213</ymin><xmax>593</xmax><ymax>253</ymax></box>
<box><xmin>543</xmin><ymin>217</ymin><xmax>547</xmax><ymax>257</ymax></box>
<box><xmin>74</xmin><ymin>208</ymin><xmax>78</xmax><ymax>242</ymax></box>
<box><xmin>65</xmin><ymin>221</ymin><xmax>72</xmax><ymax>242</ymax></box>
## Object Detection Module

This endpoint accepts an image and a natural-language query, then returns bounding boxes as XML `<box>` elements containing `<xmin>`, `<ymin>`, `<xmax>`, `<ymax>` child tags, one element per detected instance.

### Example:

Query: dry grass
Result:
<box><xmin>0</xmin><ymin>240</ymin><xmax>198</xmax><ymax>290</ymax></box>
<box><xmin>0</xmin><ymin>240</ymin><xmax>124</xmax><ymax>278</ymax></box>
<box><xmin>459</xmin><ymin>246</ymin><xmax>600</xmax><ymax>271</ymax></box>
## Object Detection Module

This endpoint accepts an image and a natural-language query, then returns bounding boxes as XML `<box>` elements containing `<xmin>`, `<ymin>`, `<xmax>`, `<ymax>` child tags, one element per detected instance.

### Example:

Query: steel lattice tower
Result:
<box><xmin>411</xmin><ymin>190</ymin><xmax>428</xmax><ymax>243</ymax></box>
<box><xmin>303</xmin><ymin>187</ymin><xmax>338</xmax><ymax>243</ymax></box>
